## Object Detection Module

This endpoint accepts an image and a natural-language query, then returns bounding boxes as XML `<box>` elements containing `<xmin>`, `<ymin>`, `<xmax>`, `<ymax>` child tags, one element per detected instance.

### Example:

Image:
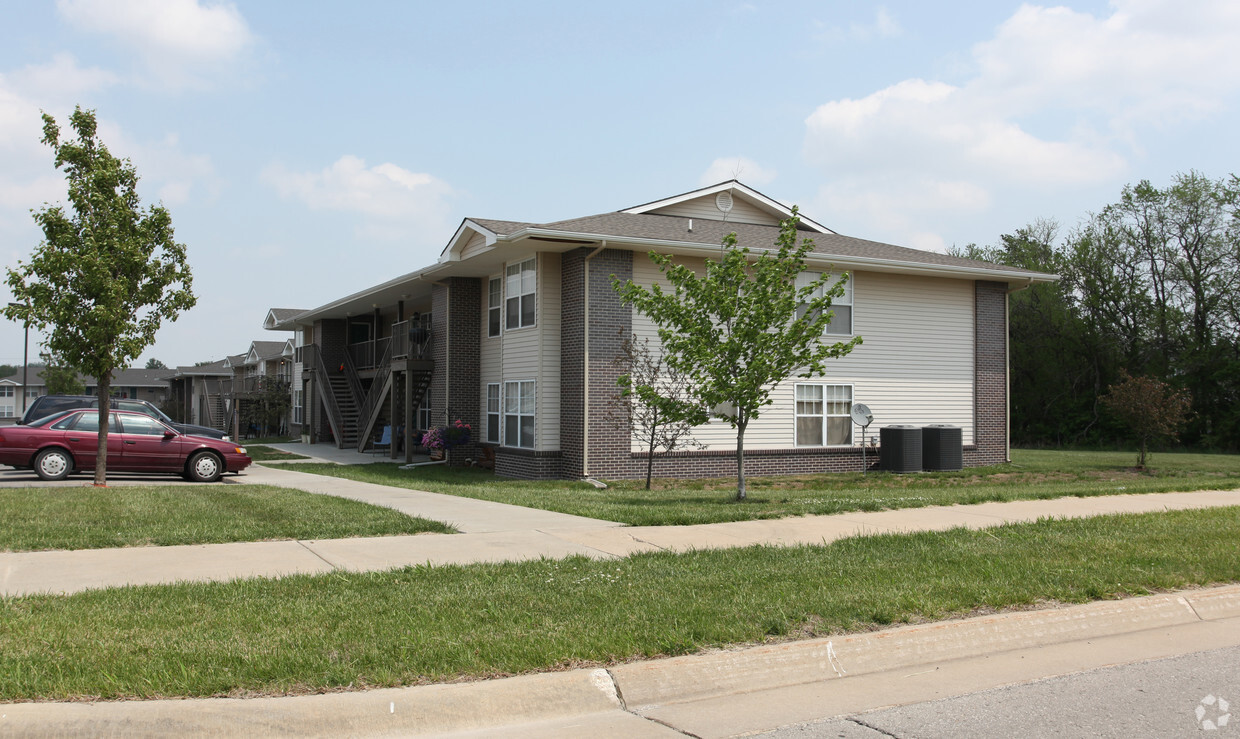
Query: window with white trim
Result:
<box><xmin>417</xmin><ymin>388</ymin><xmax>433</xmax><ymax>431</ymax></box>
<box><xmin>503</xmin><ymin>380</ymin><xmax>535</xmax><ymax>448</ymax></box>
<box><xmin>505</xmin><ymin>258</ymin><xmax>536</xmax><ymax>330</ymax></box>
<box><xmin>796</xmin><ymin>271</ymin><xmax>853</xmax><ymax>335</ymax></box>
<box><xmin>486</xmin><ymin>383</ymin><xmax>500</xmax><ymax>443</ymax></box>
<box><xmin>0</xmin><ymin>386</ymin><xmax>13</xmax><ymax>397</ymax></box>
<box><xmin>795</xmin><ymin>383</ymin><xmax>853</xmax><ymax>446</ymax></box>
<box><xmin>487</xmin><ymin>276</ymin><xmax>502</xmax><ymax>337</ymax></box>
<box><xmin>292</xmin><ymin>390</ymin><xmax>304</xmax><ymax>424</ymax></box>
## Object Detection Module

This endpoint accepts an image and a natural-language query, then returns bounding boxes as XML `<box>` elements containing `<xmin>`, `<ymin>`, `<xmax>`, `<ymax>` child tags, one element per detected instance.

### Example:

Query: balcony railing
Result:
<box><xmin>347</xmin><ymin>337</ymin><xmax>392</xmax><ymax>370</ymax></box>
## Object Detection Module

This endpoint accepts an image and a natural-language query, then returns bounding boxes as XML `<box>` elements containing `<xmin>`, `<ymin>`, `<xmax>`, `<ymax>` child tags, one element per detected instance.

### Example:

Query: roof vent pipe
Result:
<box><xmin>688</xmin><ymin>219</ymin><xmax>693</xmax><ymax>232</ymax></box>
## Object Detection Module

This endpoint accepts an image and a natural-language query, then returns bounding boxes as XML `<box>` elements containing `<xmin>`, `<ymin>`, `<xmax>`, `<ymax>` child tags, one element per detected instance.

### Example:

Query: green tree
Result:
<box><xmin>614</xmin><ymin>210</ymin><xmax>862</xmax><ymax>500</ymax></box>
<box><xmin>1101</xmin><ymin>371</ymin><xmax>1192</xmax><ymax>468</ymax></box>
<box><xmin>41</xmin><ymin>353</ymin><xmax>85</xmax><ymax>395</ymax></box>
<box><xmin>3</xmin><ymin>107</ymin><xmax>196</xmax><ymax>486</ymax></box>
<box><xmin>144</xmin><ymin>358</ymin><xmax>168</xmax><ymax>370</ymax></box>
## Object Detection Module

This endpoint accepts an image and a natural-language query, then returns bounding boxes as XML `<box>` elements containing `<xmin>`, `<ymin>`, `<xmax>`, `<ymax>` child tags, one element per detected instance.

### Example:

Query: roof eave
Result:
<box><xmin>506</xmin><ymin>228</ymin><xmax>1056</xmax><ymax>283</ymax></box>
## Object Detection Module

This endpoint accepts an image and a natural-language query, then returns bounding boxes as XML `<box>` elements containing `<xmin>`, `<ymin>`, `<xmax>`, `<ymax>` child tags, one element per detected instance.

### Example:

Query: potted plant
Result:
<box><xmin>421</xmin><ymin>420</ymin><xmax>471</xmax><ymax>460</ymax></box>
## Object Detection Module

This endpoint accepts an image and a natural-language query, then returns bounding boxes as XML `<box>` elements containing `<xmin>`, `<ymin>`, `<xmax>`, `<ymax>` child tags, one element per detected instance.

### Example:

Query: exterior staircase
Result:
<box><xmin>327</xmin><ymin>375</ymin><xmax>360</xmax><ymax>448</ymax></box>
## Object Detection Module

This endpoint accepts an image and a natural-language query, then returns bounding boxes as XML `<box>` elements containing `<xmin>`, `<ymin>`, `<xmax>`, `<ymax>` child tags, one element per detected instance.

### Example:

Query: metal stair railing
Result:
<box><xmin>341</xmin><ymin>351</ymin><xmax>363</xmax><ymax>405</ymax></box>
<box><xmin>355</xmin><ymin>339</ymin><xmax>395</xmax><ymax>452</ymax></box>
<box><xmin>312</xmin><ymin>346</ymin><xmax>346</xmax><ymax>446</ymax></box>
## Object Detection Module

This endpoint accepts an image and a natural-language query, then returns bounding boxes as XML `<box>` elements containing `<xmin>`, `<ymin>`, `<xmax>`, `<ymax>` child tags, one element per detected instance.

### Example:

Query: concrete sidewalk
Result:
<box><xmin>2</xmin><ymin>485</ymin><xmax>1236</xmax><ymax>597</ymax></box>
<box><xmin>4</xmin><ymin>584</ymin><xmax>1238</xmax><ymax>737</ymax></box>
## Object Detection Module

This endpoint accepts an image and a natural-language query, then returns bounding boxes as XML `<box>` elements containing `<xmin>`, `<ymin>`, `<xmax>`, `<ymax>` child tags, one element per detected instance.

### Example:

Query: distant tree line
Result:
<box><xmin>954</xmin><ymin>171</ymin><xmax>1239</xmax><ymax>451</ymax></box>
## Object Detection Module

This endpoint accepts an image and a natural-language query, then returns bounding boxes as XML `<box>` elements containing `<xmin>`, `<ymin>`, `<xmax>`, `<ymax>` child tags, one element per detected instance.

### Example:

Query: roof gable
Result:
<box><xmin>621</xmin><ymin>180</ymin><xmax>834</xmax><ymax>234</ymax></box>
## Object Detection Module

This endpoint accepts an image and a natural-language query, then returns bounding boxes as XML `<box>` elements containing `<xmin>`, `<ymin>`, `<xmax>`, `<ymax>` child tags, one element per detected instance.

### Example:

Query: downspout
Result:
<box><xmin>1004</xmin><ymin>279</ymin><xmax>1033</xmax><ymax>463</ymax></box>
<box><xmin>582</xmin><ymin>241</ymin><xmax>608</xmax><ymax>478</ymax></box>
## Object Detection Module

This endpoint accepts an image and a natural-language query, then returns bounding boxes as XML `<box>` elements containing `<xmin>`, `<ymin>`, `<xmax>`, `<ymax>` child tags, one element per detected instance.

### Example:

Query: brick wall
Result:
<box><xmin>445</xmin><ymin>277</ymin><xmax>481</xmax><ymax>463</ymax></box>
<box><xmin>966</xmin><ymin>280</ymin><xmax>1009</xmax><ymax>466</ymax></box>
<box><xmin>553</xmin><ymin>248</ymin><xmax>633</xmax><ymax>480</ymax></box>
<box><xmin>495</xmin><ymin>448</ymin><xmax>563</xmax><ymax>479</ymax></box>
<box><xmin>430</xmin><ymin>284</ymin><xmax>448</xmax><ymax>429</ymax></box>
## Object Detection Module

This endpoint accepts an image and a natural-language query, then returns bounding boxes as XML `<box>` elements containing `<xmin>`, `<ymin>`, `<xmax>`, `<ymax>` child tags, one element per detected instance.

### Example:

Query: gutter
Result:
<box><xmin>502</xmin><ymin>228</ymin><xmax>1058</xmax><ymax>284</ymax></box>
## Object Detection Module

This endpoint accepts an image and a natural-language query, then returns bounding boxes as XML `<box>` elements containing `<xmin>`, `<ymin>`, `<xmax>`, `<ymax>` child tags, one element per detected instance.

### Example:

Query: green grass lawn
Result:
<box><xmin>1</xmin><ymin>507</ymin><xmax>1236</xmax><ymax>701</ymax></box>
<box><xmin>291</xmin><ymin>449</ymin><xmax>1240</xmax><ymax>526</ymax></box>
<box><xmin>244</xmin><ymin>445</ymin><xmax>310</xmax><ymax>462</ymax></box>
<box><xmin>0</xmin><ymin>485</ymin><xmax>453</xmax><ymax>552</ymax></box>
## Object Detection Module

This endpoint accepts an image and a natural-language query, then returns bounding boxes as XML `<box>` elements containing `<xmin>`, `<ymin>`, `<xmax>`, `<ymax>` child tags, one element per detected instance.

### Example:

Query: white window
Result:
<box><xmin>504</xmin><ymin>380</ymin><xmax>535</xmax><ymax>448</ymax></box>
<box><xmin>795</xmin><ymin>383</ymin><xmax>853</xmax><ymax>446</ymax></box>
<box><xmin>505</xmin><ymin>258</ymin><xmax>536</xmax><ymax>330</ymax></box>
<box><xmin>417</xmin><ymin>388</ymin><xmax>433</xmax><ymax>431</ymax></box>
<box><xmin>796</xmin><ymin>271</ymin><xmax>853</xmax><ymax>335</ymax></box>
<box><xmin>486</xmin><ymin>383</ymin><xmax>500</xmax><ymax>443</ymax></box>
<box><xmin>488</xmin><ymin>276</ymin><xmax>502</xmax><ymax>337</ymax></box>
<box><xmin>292</xmin><ymin>390</ymin><xmax>304</xmax><ymax>424</ymax></box>
<box><xmin>0</xmin><ymin>386</ymin><xmax>13</xmax><ymax>397</ymax></box>
<box><xmin>0</xmin><ymin>406</ymin><xmax>13</xmax><ymax>418</ymax></box>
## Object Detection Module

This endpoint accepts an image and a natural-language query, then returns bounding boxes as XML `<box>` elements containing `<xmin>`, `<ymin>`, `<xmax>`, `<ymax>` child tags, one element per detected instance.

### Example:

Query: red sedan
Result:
<box><xmin>0</xmin><ymin>409</ymin><xmax>252</xmax><ymax>482</ymax></box>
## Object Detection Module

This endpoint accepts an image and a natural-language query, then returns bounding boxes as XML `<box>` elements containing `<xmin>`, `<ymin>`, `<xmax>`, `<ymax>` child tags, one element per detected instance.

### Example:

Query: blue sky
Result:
<box><xmin>1</xmin><ymin>0</ymin><xmax>1238</xmax><ymax>367</ymax></box>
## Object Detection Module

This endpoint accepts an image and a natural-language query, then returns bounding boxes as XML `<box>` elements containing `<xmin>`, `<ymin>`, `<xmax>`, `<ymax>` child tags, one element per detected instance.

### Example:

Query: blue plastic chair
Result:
<box><xmin>372</xmin><ymin>425</ymin><xmax>392</xmax><ymax>455</ymax></box>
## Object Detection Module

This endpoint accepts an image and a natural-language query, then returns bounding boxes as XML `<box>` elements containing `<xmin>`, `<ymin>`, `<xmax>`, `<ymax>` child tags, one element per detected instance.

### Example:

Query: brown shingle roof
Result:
<box><xmin>470</xmin><ymin>211</ymin><xmax>1035</xmax><ymax>275</ymax></box>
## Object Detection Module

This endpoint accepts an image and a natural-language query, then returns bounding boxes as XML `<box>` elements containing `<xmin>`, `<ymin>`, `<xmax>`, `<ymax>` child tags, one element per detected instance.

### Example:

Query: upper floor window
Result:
<box><xmin>505</xmin><ymin>258</ymin><xmax>536</xmax><ymax>330</ymax></box>
<box><xmin>796</xmin><ymin>271</ymin><xmax>853</xmax><ymax>335</ymax></box>
<box><xmin>488</xmin><ymin>276</ymin><xmax>502</xmax><ymax>337</ymax></box>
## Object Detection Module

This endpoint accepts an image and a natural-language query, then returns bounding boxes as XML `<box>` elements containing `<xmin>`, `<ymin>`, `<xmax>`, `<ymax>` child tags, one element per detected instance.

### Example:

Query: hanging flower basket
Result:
<box><xmin>422</xmin><ymin>420</ymin><xmax>472</xmax><ymax>452</ymax></box>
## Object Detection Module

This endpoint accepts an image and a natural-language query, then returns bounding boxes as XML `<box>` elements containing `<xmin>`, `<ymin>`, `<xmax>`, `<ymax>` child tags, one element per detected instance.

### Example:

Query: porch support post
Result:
<box><xmin>404</xmin><ymin>368</ymin><xmax>414</xmax><ymax>463</ymax></box>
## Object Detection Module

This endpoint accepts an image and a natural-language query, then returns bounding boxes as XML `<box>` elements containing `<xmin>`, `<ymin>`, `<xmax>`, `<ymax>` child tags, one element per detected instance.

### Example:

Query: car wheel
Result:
<box><xmin>186</xmin><ymin>451</ymin><xmax>223</xmax><ymax>483</ymax></box>
<box><xmin>34</xmin><ymin>448</ymin><xmax>72</xmax><ymax>481</ymax></box>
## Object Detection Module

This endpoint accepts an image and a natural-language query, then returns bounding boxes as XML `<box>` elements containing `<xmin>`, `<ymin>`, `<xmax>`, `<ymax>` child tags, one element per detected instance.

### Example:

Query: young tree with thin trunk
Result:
<box><xmin>614</xmin><ymin>209</ymin><xmax>861</xmax><ymax>500</ymax></box>
<box><xmin>4</xmin><ymin>107</ymin><xmax>196</xmax><ymax>486</ymax></box>
<box><xmin>1101</xmin><ymin>371</ymin><xmax>1191</xmax><ymax>469</ymax></box>
<box><xmin>606</xmin><ymin>332</ymin><xmax>705</xmax><ymax>490</ymax></box>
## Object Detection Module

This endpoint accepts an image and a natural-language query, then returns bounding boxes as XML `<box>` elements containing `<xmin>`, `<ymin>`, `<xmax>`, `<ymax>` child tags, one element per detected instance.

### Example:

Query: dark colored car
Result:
<box><xmin>18</xmin><ymin>395</ymin><xmax>230</xmax><ymax>441</ymax></box>
<box><xmin>0</xmin><ymin>409</ymin><xmax>251</xmax><ymax>482</ymax></box>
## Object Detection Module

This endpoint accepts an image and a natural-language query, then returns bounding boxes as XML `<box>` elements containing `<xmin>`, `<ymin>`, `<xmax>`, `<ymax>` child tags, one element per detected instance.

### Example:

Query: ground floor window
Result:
<box><xmin>486</xmin><ymin>383</ymin><xmax>500</xmax><ymax>443</ymax></box>
<box><xmin>795</xmin><ymin>383</ymin><xmax>853</xmax><ymax>446</ymax></box>
<box><xmin>504</xmin><ymin>380</ymin><xmax>534</xmax><ymax>448</ymax></box>
<box><xmin>292</xmin><ymin>390</ymin><xmax>303</xmax><ymax>425</ymax></box>
<box><xmin>417</xmin><ymin>388</ymin><xmax>433</xmax><ymax>430</ymax></box>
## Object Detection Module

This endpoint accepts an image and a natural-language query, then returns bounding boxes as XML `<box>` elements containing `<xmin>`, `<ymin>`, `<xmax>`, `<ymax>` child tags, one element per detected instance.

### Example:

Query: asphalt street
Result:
<box><xmin>756</xmin><ymin>645</ymin><xmax>1239</xmax><ymax>738</ymax></box>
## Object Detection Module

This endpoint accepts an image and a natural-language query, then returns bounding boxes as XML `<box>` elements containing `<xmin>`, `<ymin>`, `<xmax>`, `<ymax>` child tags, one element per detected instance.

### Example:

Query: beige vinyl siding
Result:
<box><xmin>629</xmin><ymin>255</ymin><xmax>976</xmax><ymax>450</ymax></box>
<box><xmin>536</xmin><ymin>253</ymin><xmax>561</xmax><ymax>450</ymax></box>
<box><xmin>480</xmin><ymin>274</ymin><xmax>502</xmax><ymax>443</ymax></box>
<box><xmin>499</xmin><ymin>252</ymin><xmax>560</xmax><ymax>451</ymax></box>
<box><xmin>648</xmin><ymin>195</ymin><xmax>781</xmax><ymax>226</ymax></box>
<box><xmin>460</xmin><ymin>232</ymin><xmax>490</xmax><ymax>260</ymax></box>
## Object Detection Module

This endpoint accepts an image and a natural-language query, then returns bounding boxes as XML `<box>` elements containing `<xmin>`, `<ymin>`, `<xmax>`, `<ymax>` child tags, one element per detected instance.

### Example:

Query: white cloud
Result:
<box><xmin>802</xmin><ymin>0</ymin><xmax>1240</xmax><ymax>250</ymax></box>
<box><xmin>815</xmin><ymin>6</ymin><xmax>903</xmax><ymax>43</ymax></box>
<box><xmin>699</xmin><ymin>157</ymin><xmax>777</xmax><ymax>187</ymax></box>
<box><xmin>262</xmin><ymin>156</ymin><xmax>455</xmax><ymax>241</ymax></box>
<box><xmin>56</xmin><ymin>0</ymin><xmax>257</xmax><ymax>89</ymax></box>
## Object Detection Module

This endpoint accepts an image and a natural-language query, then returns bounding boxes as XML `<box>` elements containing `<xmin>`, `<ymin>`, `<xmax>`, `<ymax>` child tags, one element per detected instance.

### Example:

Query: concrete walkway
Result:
<box><xmin>1</xmin><ymin>471</ymin><xmax>1236</xmax><ymax>596</ymax></box>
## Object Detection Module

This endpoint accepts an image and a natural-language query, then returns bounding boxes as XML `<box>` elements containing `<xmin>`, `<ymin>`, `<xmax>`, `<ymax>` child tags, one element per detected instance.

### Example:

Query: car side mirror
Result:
<box><xmin>164</xmin><ymin>430</ymin><xmax>177</xmax><ymax>439</ymax></box>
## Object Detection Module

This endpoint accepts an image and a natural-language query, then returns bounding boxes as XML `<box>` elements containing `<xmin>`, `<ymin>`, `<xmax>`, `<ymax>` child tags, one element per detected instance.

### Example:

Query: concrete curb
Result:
<box><xmin>3</xmin><ymin>585</ymin><xmax>1238</xmax><ymax>737</ymax></box>
<box><xmin>608</xmin><ymin>585</ymin><xmax>1240</xmax><ymax>710</ymax></box>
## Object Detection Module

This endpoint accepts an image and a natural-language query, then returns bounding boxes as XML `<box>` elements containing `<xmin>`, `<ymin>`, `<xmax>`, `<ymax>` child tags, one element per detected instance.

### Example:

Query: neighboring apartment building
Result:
<box><xmin>165</xmin><ymin>334</ymin><xmax>298</xmax><ymax>437</ymax></box>
<box><xmin>0</xmin><ymin>367</ymin><xmax>170</xmax><ymax>419</ymax></box>
<box><xmin>270</xmin><ymin>181</ymin><xmax>1055</xmax><ymax>480</ymax></box>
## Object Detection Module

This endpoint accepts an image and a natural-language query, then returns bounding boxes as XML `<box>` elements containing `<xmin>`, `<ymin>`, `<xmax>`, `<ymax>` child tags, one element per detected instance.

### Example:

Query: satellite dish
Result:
<box><xmin>851</xmin><ymin>403</ymin><xmax>873</xmax><ymax>427</ymax></box>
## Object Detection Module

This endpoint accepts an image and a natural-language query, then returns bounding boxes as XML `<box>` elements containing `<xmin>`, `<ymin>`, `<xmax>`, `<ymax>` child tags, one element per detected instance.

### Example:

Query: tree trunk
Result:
<box><xmin>94</xmin><ymin>374</ymin><xmax>110</xmax><ymax>486</ymax></box>
<box><xmin>735</xmin><ymin>420</ymin><xmax>747</xmax><ymax>501</ymax></box>
<box><xmin>645</xmin><ymin>407</ymin><xmax>657</xmax><ymax>490</ymax></box>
